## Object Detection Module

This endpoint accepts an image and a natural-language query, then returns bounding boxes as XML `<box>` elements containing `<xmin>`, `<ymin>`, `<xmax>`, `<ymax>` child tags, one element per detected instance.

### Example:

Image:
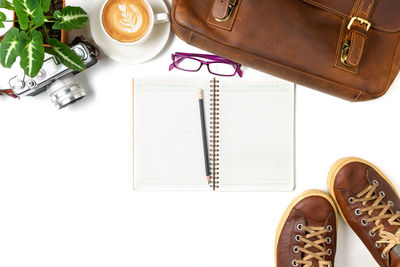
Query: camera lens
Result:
<box><xmin>47</xmin><ymin>75</ymin><xmax>87</xmax><ymax>109</ymax></box>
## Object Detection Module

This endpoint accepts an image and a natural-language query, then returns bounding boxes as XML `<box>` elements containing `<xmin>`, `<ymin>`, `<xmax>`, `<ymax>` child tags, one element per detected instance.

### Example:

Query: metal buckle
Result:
<box><xmin>347</xmin><ymin>17</ymin><xmax>372</xmax><ymax>31</ymax></box>
<box><xmin>215</xmin><ymin>0</ymin><xmax>238</xmax><ymax>22</ymax></box>
<box><xmin>341</xmin><ymin>40</ymin><xmax>352</xmax><ymax>66</ymax></box>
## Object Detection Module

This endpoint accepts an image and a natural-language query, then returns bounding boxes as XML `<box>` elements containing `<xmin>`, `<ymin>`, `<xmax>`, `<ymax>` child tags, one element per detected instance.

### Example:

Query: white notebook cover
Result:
<box><xmin>133</xmin><ymin>77</ymin><xmax>295</xmax><ymax>191</ymax></box>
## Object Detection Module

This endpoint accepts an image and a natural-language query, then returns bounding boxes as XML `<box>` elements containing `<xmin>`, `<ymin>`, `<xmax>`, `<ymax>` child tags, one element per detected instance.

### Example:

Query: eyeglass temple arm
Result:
<box><xmin>236</xmin><ymin>65</ymin><xmax>243</xmax><ymax>77</ymax></box>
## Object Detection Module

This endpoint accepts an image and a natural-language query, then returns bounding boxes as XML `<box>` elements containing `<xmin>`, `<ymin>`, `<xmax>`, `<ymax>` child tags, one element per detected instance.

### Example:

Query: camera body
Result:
<box><xmin>8</xmin><ymin>41</ymin><xmax>99</xmax><ymax>109</ymax></box>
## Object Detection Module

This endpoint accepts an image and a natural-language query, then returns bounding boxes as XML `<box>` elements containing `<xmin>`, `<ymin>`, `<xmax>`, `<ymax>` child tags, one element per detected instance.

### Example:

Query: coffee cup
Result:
<box><xmin>100</xmin><ymin>0</ymin><xmax>169</xmax><ymax>46</ymax></box>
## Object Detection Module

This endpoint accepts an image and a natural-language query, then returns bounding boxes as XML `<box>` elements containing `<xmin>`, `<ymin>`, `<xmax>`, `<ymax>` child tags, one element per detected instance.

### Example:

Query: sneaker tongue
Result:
<box><xmin>386</xmin><ymin>225</ymin><xmax>400</xmax><ymax>233</ymax></box>
<box><xmin>389</xmin><ymin>245</ymin><xmax>400</xmax><ymax>267</ymax></box>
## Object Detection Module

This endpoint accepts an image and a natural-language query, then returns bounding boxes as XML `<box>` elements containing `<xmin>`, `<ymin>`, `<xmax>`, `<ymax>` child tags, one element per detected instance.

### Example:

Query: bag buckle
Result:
<box><xmin>341</xmin><ymin>40</ymin><xmax>352</xmax><ymax>66</ymax></box>
<box><xmin>215</xmin><ymin>0</ymin><xmax>237</xmax><ymax>22</ymax></box>
<box><xmin>347</xmin><ymin>17</ymin><xmax>372</xmax><ymax>31</ymax></box>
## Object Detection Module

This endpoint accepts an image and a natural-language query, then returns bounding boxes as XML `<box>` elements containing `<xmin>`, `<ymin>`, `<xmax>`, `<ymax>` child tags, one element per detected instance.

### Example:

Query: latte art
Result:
<box><xmin>118</xmin><ymin>4</ymin><xmax>144</xmax><ymax>33</ymax></box>
<box><xmin>102</xmin><ymin>0</ymin><xmax>152</xmax><ymax>43</ymax></box>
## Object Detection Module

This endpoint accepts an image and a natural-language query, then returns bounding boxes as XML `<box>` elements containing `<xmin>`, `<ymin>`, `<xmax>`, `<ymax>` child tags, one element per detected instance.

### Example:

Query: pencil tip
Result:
<box><xmin>198</xmin><ymin>89</ymin><xmax>204</xmax><ymax>99</ymax></box>
<box><xmin>206</xmin><ymin>176</ymin><xmax>211</xmax><ymax>183</ymax></box>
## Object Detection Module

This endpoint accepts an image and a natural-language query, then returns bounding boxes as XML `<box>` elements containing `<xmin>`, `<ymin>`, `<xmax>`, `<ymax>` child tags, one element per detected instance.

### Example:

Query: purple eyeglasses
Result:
<box><xmin>169</xmin><ymin>52</ymin><xmax>243</xmax><ymax>77</ymax></box>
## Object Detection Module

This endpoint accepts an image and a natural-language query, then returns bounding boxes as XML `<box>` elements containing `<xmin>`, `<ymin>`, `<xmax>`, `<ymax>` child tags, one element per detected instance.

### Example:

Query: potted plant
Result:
<box><xmin>0</xmin><ymin>0</ymin><xmax>89</xmax><ymax>78</ymax></box>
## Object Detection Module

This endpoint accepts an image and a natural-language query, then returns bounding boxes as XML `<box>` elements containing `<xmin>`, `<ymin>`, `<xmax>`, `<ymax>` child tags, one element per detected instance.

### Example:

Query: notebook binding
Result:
<box><xmin>209</xmin><ymin>78</ymin><xmax>220</xmax><ymax>190</ymax></box>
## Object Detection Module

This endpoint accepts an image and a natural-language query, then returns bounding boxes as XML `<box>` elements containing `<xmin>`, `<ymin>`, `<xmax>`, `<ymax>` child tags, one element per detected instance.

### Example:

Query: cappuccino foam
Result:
<box><xmin>102</xmin><ymin>0</ymin><xmax>152</xmax><ymax>43</ymax></box>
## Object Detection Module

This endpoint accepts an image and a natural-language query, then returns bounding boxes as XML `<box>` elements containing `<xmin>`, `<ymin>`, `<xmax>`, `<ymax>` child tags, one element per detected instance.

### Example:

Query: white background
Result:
<box><xmin>1</xmin><ymin>1</ymin><xmax>400</xmax><ymax>266</ymax></box>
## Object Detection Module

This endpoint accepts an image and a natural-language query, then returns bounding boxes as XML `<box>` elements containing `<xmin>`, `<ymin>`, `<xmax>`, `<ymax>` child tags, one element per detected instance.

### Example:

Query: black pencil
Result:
<box><xmin>198</xmin><ymin>89</ymin><xmax>211</xmax><ymax>183</ymax></box>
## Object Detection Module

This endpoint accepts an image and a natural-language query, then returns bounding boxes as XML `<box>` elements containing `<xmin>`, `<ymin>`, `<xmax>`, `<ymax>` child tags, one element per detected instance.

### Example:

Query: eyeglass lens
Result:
<box><xmin>174</xmin><ymin>56</ymin><xmax>202</xmax><ymax>71</ymax></box>
<box><xmin>208</xmin><ymin>62</ymin><xmax>237</xmax><ymax>76</ymax></box>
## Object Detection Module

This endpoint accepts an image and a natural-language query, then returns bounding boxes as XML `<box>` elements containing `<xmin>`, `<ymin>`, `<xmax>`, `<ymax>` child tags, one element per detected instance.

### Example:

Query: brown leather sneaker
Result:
<box><xmin>328</xmin><ymin>157</ymin><xmax>400</xmax><ymax>267</ymax></box>
<box><xmin>275</xmin><ymin>190</ymin><xmax>338</xmax><ymax>267</ymax></box>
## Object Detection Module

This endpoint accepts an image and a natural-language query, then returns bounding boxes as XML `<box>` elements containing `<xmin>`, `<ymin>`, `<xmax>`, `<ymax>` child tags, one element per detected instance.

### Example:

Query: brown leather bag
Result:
<box><xmin>171</xmin><ymin>0</ymin><xmax>400</xmax><ymax>101</ymax></box>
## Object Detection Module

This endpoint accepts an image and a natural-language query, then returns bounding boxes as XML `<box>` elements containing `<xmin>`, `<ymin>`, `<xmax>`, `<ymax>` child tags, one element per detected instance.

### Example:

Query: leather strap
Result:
<box><xmin>343</xmin><ymin>0</ymin><xmax>378</xmax><ymax>67</ymax></box>
<box><xmin>0</xmin><ymin>89</ymin><xmax>18</xmax><ymax>98</ymax></box>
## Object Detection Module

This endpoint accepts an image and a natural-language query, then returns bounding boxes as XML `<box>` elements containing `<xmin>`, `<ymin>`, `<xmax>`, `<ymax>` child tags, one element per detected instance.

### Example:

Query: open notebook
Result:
<box><xmin>133</xmin><ymin>77</ymin><xmax>295</xmax><ymax>191</ymax></box>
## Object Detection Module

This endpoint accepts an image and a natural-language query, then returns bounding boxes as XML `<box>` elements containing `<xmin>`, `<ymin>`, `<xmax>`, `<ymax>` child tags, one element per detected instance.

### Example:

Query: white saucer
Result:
<box><xmin>89</xmin><ymin>0</ymin><xmax>171</xmax><ymax>64</ymax></box>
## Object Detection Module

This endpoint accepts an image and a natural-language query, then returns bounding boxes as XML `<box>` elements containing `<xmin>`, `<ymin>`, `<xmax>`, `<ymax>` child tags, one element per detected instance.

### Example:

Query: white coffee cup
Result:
<box><xmin>100</xmin><ymin>0</ymin><xmax>169</xmax><ymax>46</ymax></box>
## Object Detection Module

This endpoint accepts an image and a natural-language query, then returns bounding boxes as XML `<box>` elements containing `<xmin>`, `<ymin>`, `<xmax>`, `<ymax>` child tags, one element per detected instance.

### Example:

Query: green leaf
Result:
<box><xmin>0</xmin><ymin>0</ymin><xmax>13</xmax><ymax>10</ymax></box>
<box><xmin>52</xmin><ymin>6</ymin><xmax>88</xmax><ymax>31</ymax></box>
<box><xmin>53</xmin><ymin>10</ymin><xmax>61</xmax><ymax>19</ymax></box>
<box><xmin>13</xmin><ymin>0</ymin><xmax>45</xmax><ymax>30</ymax></box>
<box><xmin>46</xmin><ymin>38</ymin><xmax>86</xmax><ymax>72</ymax></box>
<box><xmin>0</xmin><ymin>11</ymin><xmax>5</xmax><ymax>28</ymax></box>
<box><xmin>17</xmin><ymin>30</ymin><xmax>28</xmax><ymax>54</ymax></box>
<box><xmin>40</xmin><ymin>0</ymin><xmax>50</xmax><ymax>12</ymax></box>
<box><xmin>19</xmin><ymin>30</ymin><xmax>44</xmax><ymax>77</ymax></box>
<box><xmin>0</xmin><ymin>28</ymin><xmax>19</xmax><ymax>68</ymax></box>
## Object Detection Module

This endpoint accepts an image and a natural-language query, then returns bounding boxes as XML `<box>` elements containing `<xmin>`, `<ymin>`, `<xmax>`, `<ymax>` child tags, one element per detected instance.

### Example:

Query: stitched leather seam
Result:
<box><xmin>358</xmin><ymin>0</ymin><xmax>374</xmax><ymax>19</ymax></box>
<box><xmin>188</xmin><ymin>30</ymin><xmax>194</xmax><ymax>43</ymax></box>
<box><xmin>350</xmin><ymin>0</ymin><xmax>361</xmax><ymax>17</ymax></box>
<box><xmin>354</xmin><ymin>90</ymin><xmax>364</xmax><ymax>101</ymax></box>
<box><xmin>301</xmin><ymin>0</ymin><xmax>350</xmax><ymax>18</ymax></box>
<box><xmin>352</xmin><ymin>0</ymin><xmax>363</xmax><ymax>16</ymax></box>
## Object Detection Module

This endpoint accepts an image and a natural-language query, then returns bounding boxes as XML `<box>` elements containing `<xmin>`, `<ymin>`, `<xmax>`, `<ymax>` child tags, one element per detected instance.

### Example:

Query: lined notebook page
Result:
<box><xmin>217</xmin><ymin>78</ymin><xmax>294</xmax><ymax>191</ymax></box>
<box><xmin>134</xmin><ymin>80</ymin><xmax>210</xmax><ymax>190</ymax></box>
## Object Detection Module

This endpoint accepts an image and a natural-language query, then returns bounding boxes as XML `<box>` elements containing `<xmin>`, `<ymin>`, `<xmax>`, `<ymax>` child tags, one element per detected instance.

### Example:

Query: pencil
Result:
<box><xmin>198</xmin><ymin>89</ymin><xmax>211</xmax><ymax>183</ymax></box>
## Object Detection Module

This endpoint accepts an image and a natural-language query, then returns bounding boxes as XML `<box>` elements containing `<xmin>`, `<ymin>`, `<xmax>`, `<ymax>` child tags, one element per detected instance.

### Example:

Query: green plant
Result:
<box><xmin>0</xmin><ymin>0</ymin><xmax>88</xmax><ymax>77</ymax></box>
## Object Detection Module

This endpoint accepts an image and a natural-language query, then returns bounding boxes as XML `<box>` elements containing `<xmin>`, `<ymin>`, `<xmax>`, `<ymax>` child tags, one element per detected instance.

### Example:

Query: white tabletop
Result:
<box><xmin>0</xmin><ymin>1</ymin><xmax>399</xmax><ymax>266</ymax></box>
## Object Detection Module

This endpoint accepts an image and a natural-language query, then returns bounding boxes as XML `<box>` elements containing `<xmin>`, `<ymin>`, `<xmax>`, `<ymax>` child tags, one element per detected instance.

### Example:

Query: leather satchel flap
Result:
<box><xmin>300</xmin><ymin>0</ymin><xmax>400</xmax><ymax>32</ymax></box>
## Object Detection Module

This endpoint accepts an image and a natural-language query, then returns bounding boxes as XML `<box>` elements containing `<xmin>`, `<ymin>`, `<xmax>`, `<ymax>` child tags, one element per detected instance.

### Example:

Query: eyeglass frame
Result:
<box><xmin>169</xmin><ymin>52</ymin><xmax>243</xmax><ymax>77</ymax></box>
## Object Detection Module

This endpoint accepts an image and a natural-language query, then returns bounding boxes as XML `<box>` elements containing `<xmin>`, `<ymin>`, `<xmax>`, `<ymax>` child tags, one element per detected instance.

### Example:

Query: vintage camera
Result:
<box><xmin>8</xmin><ymin>39</ymin><xmax>99</xmax><ymax>109</ymax></box>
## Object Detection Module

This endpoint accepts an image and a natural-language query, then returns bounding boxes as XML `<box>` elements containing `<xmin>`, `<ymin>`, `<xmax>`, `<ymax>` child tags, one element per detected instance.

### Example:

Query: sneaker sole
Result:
<box><xmin>274</xmin><ymin>189</ymin><xmax>338</xmax><ymax>266</ymax></box>
<box><xmin>327</xmin><ymin>157</ymin><xmax>400</xmax><ymax>226</ymax></box>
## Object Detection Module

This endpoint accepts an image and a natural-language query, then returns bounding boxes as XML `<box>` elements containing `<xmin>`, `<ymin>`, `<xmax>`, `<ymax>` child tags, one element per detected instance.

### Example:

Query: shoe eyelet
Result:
<box><xmin>326</xmin><ymin>237</ymin><xmax>331</xmax><ymax>244</ymax></box>
<box><xmin>388</xmin><ymin>201</ymin><xmax>395</xmax><ymax>207</ymax></box>
<box><xmin>361</xmin><ymin>218</ymin><xmax>368</xmax><ymax>226</ymax></box>
<box><xmin>376</xmin><ymin>242</ymin><xmax>381</xmax><ymax>248</ymax></box>
<box><xmin>327</xmin><ymin>225</ymin><xmax>333</xmax><ymax>232</ymax></box>
<box><xmin>297</xmin><ymin>223</ymin><xmax>303</xmax><ymax>231</ymax></box>
<box><xmin>381</xmin><ymin>253</ymin><xmax>387</xmax><ymax>259</ymax></box>
<box><xmin>369</xmin><ymin>230</ymin><xmax>376</xmax><ymax>237</ymax></box>
<box><xmin>355</xmin><ymin>208</ymin><xmax>362</xmax><ymax>216</ymax></box>
<box><xmin>327</xmin><ymin>249</ymin><xmax>332</xmax><ymax>256</ymax></box>
<box><xmin>292</xmin><ymin>259</ymin><xmax>298</xmax><ymax>266</ymax></box>
<box><xmin>293</xmin><ymin>246</ymin><xmax>299</xmax><ymax>253</ymax></box>
<box><xmin>295</xmin><ymin>234</ymin><xmax>301</xmax><ymax>242</ymax></box>
<box><xmin>380</xmin><ymin>191</ymin><xmax>385</xmax><ymax>198</ymax></box>
<box><xmin>348</xmin><ymin>197</ymin><xmax>355</xmax><ymax>204</ymax></box>
<box><xmin>373</xmin><ymin>180</ymin><xmax>379</xmax><ymax>186</ymax></box>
